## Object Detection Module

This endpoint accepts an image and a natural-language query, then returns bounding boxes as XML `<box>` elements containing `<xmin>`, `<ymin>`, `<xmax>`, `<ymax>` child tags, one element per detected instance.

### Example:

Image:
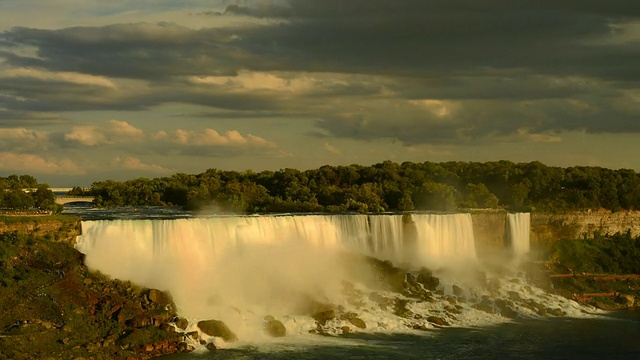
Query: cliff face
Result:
<box><xmin>469</xmin><ymin>210</ymin><xmax>640</xmax><ymax>255</ymax></box>
<box><xmin>470</xmin><ymin>211</ymin><xmax>508</xmax><ymax>257</ymax></box>
<box><xmin>530</xmin><ymin>210</ymin><xmax>640</xmax><ymax>250</ymax></box>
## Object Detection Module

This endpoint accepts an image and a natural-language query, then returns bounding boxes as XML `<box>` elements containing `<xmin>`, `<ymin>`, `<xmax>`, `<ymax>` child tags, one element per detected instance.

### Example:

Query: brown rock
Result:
<box><xmin>197</xmin><ymin>320</ymin><xmax>238</xmax><ymax>342</ymax></box>
<box><xmin>265</xmin><ymin>319</ymin><xmax>286</xmax><ymax>337</ymax></box>
<box><xmin>348</xmin><ymin>317</ymin><xmax>367</xmax><ymax>329</ymax></box>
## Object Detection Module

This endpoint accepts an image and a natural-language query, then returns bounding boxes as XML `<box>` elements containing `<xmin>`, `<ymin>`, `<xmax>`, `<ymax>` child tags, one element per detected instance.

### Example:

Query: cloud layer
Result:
<box><xmin>0</xmin><ymin>1</ymin><xmax>639</xmax><ymax>183</ymax></box>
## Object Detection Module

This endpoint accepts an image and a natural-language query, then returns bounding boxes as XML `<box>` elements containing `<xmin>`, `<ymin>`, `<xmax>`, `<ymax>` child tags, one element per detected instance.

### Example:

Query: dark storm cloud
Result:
<box><xmin>1</xmin><ymin>0</ymin><xmax>639</xmax><ymax>144</ymax></box>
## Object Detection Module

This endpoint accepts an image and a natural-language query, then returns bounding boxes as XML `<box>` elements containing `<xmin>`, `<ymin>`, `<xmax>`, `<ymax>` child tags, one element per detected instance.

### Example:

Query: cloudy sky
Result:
<box><xmin>1</xmin><ymin>0</ymin><xmax>639</xmax><ymax>186</ymax></box>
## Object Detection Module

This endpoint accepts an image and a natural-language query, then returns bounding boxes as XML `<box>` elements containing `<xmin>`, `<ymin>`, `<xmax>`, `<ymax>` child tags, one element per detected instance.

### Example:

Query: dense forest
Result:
<box><xmin>70</xmin><ymin>160</ymin><xmax>640</xmax><ymax>214</ymax></box>
<box><xmin>0</xmin><ymin>175</ymin><xmax>60</xmax><ymax>212</ymax></box>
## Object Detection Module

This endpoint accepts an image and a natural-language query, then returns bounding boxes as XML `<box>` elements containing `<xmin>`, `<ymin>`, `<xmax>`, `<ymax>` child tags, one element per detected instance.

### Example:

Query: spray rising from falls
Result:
<box><xmin>75</xmin><ymin>212</ymin><xmax>595</xmax><ymax>348</ymax></box>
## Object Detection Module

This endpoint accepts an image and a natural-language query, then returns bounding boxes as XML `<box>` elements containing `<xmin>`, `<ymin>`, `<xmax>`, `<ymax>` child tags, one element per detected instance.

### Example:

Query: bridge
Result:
<box><xmin>55</xmin><ymin>196</ymin><xmax>95</xmax><ymax>205</ymax></box>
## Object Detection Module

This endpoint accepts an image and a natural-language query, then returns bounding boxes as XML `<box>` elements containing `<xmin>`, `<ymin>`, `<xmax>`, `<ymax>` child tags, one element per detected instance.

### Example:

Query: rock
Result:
<box><xmin>147</xmin><ymin>289</ymin><xmax>171</xmax><ymax>305</ymax></box>
<box><xmin>452</xmin><ymin>285</ymin><xmax>464</xmax><ymax>297</ymax></box>
<box><xmin>551</xmin><ymin>308</ymin><xmax>564</xmax><ymax>317</ymax></box>
<box><xmin>339</xmin><ymin>312</ymin><xmax>358</xmax><ymax>321</ymax></box>
<box><xmin>264</xmin><ymin>315</ymin><xmax>275</xmax><ymax>322</ymax></box>
<box><xmin>507</xmin><ymin>291</ymin><xmax>522</xmax><ymax>302</ymax></box>
<box><xmin>174</xmin><ymin>317</ymin><xmax>189</xmax><ymax>330</ymax></box>
<box><xmin>349</xmin><ymin>317</ymin><xmax>367</xmax><ymax>329</ymax></box>
<box><xmin>265</xmin><ymin>319</ymin><xmax>286</xmax><ymax>337</ymax></box>
<box><xmin>393</xmin><ymin>299</ymin><xmax>413</xmax><ymax>318</ymax></box>
<box><xmin>426</xmin><ymin>316</ymin><xmax>449</xmax><ymax>326</ymax></box>
<box><xmin>615</xmin><ymin>293</ymin><xmax>635</xmax><ymax>307</ymax></box>
<box><xmin>500</xmin><ymin>306</ymin><xmax>518</xmax><ymax>319</ymax></box>
<box><xmin>178</xmin><ymin>342</ymin><xmax>194</xmax><ymax>352</ymax></box>
<box><xmin>341</xmin><ymin>326</ymin><xmax>351</xmax><ymax>334</ymax></box>
<box><xmin>472</xmin><ymin>300</ymin><xmax>494</xmax><ymax>314</ymax></box>
<box><xmin>206</xmin><ymin>342</ymin><xmax>217</xmax><ymax>351</ymax></box>
<box><xmin>187</xmin><ymin>331</ymin><xmax>198</xmax><ymax>340</ymax></box>
<box><xmin>197</xmin><ymin>320</ymin><xmax>238</xmax><ymax>342</ymax></box>
<box><xmin>312</xmin><ymin>309</ymin><xmax>336</xmax><ymax>326</ymax></box>
<box><xmin>416</xmin><ymin>268</ymin><xmax>439</xmax><ymax>291</ymax></box>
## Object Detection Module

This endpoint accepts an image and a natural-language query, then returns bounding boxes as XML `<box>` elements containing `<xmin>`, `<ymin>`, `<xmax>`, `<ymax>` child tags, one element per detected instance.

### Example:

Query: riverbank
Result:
<box><xmin>0</xmin><ymin>216</ymin><xmax>186</xmax><ymax>359</ymax></box>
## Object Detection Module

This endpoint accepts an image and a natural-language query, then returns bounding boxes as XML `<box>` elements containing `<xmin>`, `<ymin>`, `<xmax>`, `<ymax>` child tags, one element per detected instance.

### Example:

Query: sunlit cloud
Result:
<box><xmin>64</xmin><ymin>120</ymin><xmax>145</xmax><ymax>146</ymax></box>
<box><xmin>0</xmin><ymin>152</ymin><xmax>86</xmax><ymax>175</ymax></box>
<box><xmin>112</xmin><ymin>156</ymin><xmax>174</xmax><ymax>174</ymax></box>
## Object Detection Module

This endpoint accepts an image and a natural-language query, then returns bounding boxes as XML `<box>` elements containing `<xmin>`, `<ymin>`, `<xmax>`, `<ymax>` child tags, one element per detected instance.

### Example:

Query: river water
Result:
<box><xmin>65</xmin><ymin>206</ymin><xmax>640</xmax><ymax>360</ymax></box>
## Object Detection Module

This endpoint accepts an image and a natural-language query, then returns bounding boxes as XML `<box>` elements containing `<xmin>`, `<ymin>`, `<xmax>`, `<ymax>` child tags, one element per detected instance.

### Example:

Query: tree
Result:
<box><xmin>413</xmin><ymin>182</ymin><xmax>458</xmax><ymax>211</ymax></box>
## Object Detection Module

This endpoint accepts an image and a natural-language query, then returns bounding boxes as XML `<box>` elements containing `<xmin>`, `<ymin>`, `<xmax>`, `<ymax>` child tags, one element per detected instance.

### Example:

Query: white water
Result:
<box><xmin>411</xmin><ymin>213</ymin><xmax>477</xmax><ymax>268</ymax></box>
<box><xmin>74</xmin><ymin>212</ymin><xmax>599</xmax><ymax>349</ymax></box>
<box><xmin>508</xmin><ymin>212</ymin><xmax>531</xmax><ymax>256</ymax></box>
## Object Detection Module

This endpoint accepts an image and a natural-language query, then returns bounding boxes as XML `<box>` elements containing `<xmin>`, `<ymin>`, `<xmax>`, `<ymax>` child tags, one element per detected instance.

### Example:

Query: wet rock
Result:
<box><xmin>452</xmin><ymin>285</ymin><xmax>464</xmax><ymax>297</ymax></box>
<box><xmin>416</xmin><ymin>268</ymin><xmax>439</xmax><ymax>291</ymax></box>
<box><xmin>472</xmin><ymin>299</ymin><xmax>495</xmax><ymax>314</ymax></box>
<box><xmin>500</xmin><ymin>306</ymin><xmax>518</xmax><ymax>319</ymax></box>
<box><xmin>393</xmin><ymin>299</ymin><xmax>413</xmax><ymax>318</ymax></box>
<box><xmin>349</xmin><ymin>317</ymin><xmax>367</xmax><ymax>329</ymax></box>
<box><xmin>265</xmin><ymin>319</ymin><xmax>286</xmax><ymax>337</ymax></box>
<box><xmin>147</xmin><ymin>289</ymin><xmax>171</xmax><ymax>305</ymax></box>
<box><xmin>174</xmin><ymin>317</ymin><xmax>189</xmax><ymax>330</ymax></box>
<box><xmin>507</xmin><ymin>291</ymin><xmax>522</xmax><ymax>302</ymax></box>
<box><xmin>187</xmin><ymin>331</ymin><xmax>199</xmax><ymax>340</ymax></box>
<box><xmin>341</xmin><ymin>326</ymin><xmax>351</xmax><ymax>334</ymax></box>
<box><xmin>312</xmin><ymin>309</ymin><xmax>336</xmax><ymax>326</ymax></box>
<box><xmin>197</xmin><ymin>320</ymin><xmax>238</xmax><ymax>342</ymax></box>
<box><xmin>551</xmin><ymin>308</ymin><xmax>564</xmax><ymax>317</ymax></box>
<box><xmin>426</xmin><ymin>316</ymin><xmax>449</xmax><ymax>326</ymax></box>
<box><xmin>178</xmin><ymin>342</ymin><xmax>194</xmax><ymax>352</ymax></box>
<box><xmin>206</xmin><ymin>342</ymin><xmax>217</xmax><ymax>351</ymax></box>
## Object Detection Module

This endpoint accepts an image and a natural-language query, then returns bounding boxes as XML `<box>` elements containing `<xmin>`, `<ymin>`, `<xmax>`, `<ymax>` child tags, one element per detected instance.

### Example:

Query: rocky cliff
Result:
<box><xmin>530</xmin><ymin>210</ymin><xmax>640</xmax><ymax>250</ymax></box>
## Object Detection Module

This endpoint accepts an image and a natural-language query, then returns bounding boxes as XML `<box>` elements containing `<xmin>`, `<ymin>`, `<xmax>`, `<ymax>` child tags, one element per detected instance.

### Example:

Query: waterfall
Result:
<box><xmin>507</xmin><ymin>212</ymin><xmax>531</xmax><ymax>256</ymax></box>
<box><xmin>411</xmin><ymin>213</ymin><xmax>477</xmax><ymax>267</ymax></box>
<box><xmin>73</xmin><ymin>212</ymin><xmax>599</xmax><ymax>347</ymax></box>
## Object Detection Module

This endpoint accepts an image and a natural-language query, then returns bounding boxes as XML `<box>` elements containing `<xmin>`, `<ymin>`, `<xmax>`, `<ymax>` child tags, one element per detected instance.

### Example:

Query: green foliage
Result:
<box><xmin>65</xmin><ymin>161</ymin><xmax>640</xmax><ymax>214</ymax></box>
<box><xmin>549</xmin><ymin>232</ymin><xmax>640</xmax><ymax>274</ymax></box>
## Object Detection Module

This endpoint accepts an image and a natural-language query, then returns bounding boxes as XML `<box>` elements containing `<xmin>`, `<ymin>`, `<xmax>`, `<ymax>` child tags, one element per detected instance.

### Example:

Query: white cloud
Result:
<box><xmin>112</xmin><ymin>156</ymin><xmax>174</xmax><ymax>174</ymax></box>
<box><xmin>64</xmin><ymin>119</ymin><xmax>144</xmax><ymax>146</ymax></box>
<box><xmin>0</xmin><ymin>68</ymin><xmax>117</xmax><ymax>89</ymax></box>
<box><xmin>0</xmin><ymin>128</ymin><xmax>49</xmax><ymax>142</ymax></box>
<box><xmin>170</xmin><ymin>128</ymin><xmax>276</xmax><ymax>147</ymax></box>
<box><xmin>0</xmin><ymin>152</ymin><xmax>86</xmax><ymax>175</ymax></box>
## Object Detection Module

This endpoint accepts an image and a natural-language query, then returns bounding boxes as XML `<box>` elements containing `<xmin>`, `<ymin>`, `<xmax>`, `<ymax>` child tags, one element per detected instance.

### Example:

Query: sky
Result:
<box><xmin>1</xmin><ymin>0</ymin><xmax>639</xmax><ymax>186</ymax></box>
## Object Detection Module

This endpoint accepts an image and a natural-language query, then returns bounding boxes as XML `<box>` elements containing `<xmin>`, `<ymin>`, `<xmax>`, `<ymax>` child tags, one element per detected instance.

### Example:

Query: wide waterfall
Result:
<box><xmin>73</xmin><ymin>212</ymin><xmax>596</xmax><ymax>349</ymax></box>
<box><xmin>508</xmin><ymin>212</ymin><xmax>531</xmax><ymax>256</ymax></box>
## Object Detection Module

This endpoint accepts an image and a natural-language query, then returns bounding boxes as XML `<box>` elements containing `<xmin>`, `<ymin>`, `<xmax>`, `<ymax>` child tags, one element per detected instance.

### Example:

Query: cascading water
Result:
<box><xmin>75</xmin><ymin>212</ymin><xmax>596</xmax><ymax>349</ymax></box>
<box><xmin>507</xmin><ymin>212</ymin><xmax>531</xmax><ymax>256</ymax></box>
<box><xmin>411</xmin><ymin>213</ymin><xmax>477</xmax><ymax>267</ymax></box>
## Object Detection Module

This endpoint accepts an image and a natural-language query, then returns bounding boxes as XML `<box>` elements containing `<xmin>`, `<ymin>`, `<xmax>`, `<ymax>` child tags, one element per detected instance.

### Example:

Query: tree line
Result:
<box><xmin>0</xmin><ymin>175</ymin><xmax>61</xmax><ymax>212</ymax></box>
<box><xmin>78</xmin><ymin>160</ymin><xmax>640</xmax><ymax>214</ymax></box>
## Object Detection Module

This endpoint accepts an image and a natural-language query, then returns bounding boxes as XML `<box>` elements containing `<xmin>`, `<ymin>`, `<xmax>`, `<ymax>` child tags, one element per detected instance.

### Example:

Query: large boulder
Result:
<box><xmin>416</xmin><ymin>268</ymin><xmax>439</xmax><ymax>291</ymax></box>
<box><xmin>197</xmin><ymin>320</ymin><xmax>238</xmax><ymax>342</ymax></box>
<box><xmin>312</xmin><ymin>309</ymin><xmax>336</xmax><ymax>326</ymax></box>
<box><xmin>348</xmin><ymin>317</ymin><xmax>367</xmax><ymax>329</ymax></box>
<box><xmin>426</xmin><ymin>316</ymin><xmax>449</xmax><ymax>326</ymax></box>
<box><xmin>264</xmin><ymin>319</ymin><xmax>286</xmax><ymax>337</ymax></box>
